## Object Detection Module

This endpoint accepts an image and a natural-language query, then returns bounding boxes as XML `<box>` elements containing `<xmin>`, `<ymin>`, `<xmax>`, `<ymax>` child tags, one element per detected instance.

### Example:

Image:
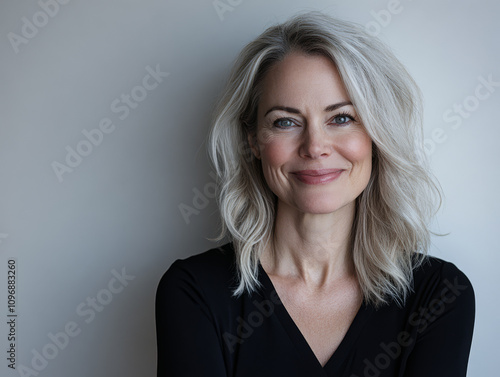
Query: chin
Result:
<box><xmin>294</xmin><ymin>195</ymin><xmax>353</xmax><ymax>215</ymax></box>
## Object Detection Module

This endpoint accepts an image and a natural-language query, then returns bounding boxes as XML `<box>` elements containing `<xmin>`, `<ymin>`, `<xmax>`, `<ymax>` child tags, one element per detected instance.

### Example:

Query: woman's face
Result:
<box><xmin>250</xmin><ymin>52</ymin><xmax>372</xmax><ymax>215</ymax></box>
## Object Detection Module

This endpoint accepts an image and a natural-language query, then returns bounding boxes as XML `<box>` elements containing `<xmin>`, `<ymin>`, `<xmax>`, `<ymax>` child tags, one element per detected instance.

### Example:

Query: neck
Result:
<box><xmin>262</xmin><ymin>199</ymin><xmax>357</xmax><ymax>289</ymax></box>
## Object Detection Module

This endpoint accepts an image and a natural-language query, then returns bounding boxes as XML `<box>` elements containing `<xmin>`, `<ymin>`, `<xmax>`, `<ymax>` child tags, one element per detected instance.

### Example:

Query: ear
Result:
<box><xmin>247</xmin><ymin>132</ymin><xmax>261</xmax><ymax>160</ymax></box>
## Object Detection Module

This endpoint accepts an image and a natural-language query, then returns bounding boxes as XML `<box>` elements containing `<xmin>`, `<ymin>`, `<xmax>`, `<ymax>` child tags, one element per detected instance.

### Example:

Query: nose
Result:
<box><xmin>299</xmin><ymin>124</ymin><xmax>332</xmax><ymax>159</ymax></box>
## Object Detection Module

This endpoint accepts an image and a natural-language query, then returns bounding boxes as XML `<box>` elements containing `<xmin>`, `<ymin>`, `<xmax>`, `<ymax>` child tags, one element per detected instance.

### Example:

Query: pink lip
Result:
<box><xmin>290</xmin><ymin>169</ymin><xmax>344</xmax><ymax>185</ymax></box>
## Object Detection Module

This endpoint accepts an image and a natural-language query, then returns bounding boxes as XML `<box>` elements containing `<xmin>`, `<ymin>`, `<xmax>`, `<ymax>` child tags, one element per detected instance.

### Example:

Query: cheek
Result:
<box><xmin>336</xmin><ymin>131</ymin><xmax>372</xmax><ymax>165</ymax></box>
<box><xmin>258</xmin><ymin>130</ymin><xmax>295</xmax><ymax>167</ymax></box>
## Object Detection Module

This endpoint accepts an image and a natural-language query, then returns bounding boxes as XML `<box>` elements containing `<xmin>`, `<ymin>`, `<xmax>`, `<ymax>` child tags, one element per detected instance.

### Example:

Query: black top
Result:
<box><xmin>156</xmin><ymin>243</ymin><xmax>475</xmax><ymax>377</ymax></box>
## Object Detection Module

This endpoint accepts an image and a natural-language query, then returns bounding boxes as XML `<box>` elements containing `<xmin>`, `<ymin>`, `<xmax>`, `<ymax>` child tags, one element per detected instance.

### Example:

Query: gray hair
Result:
<box><xmin>208</xmin><ymin>11</ymin><xmax>442</xmax><ymax>307</ymax></box>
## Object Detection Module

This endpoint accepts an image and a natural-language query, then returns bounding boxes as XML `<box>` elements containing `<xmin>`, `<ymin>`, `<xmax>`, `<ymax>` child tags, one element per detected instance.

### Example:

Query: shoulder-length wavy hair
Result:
<box><xmin>208</xmin><ymin>11</ymin><xmax>442</xmax><ymax>307</ymax></box>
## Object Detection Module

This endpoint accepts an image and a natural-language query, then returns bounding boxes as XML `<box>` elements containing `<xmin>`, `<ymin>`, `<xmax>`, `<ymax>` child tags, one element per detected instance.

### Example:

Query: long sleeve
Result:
<box><xmin>155</xmin><ymin>259</ymin><xmax>227</xmax><ymax>377</ymax></box>
<box><xmin>403</xmin><ymin>262</ymin><xmax>475</xmax><ymax>377</ymax></box>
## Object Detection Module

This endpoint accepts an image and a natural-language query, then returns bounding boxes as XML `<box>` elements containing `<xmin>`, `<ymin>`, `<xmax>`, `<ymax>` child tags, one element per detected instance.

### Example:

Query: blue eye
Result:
<box><xmin>273</xmin><ymin>118</ymin><xmax>296</xmax><ymax>128</ymax></box>
<box><xmin>332</xmin><ymin>113</ymin><xmax>354</xmax><ymax>126</ymax></box>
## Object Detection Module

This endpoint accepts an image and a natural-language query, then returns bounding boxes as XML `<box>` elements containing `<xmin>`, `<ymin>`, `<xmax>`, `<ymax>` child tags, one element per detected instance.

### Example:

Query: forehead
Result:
<box><xmin>258</xmin><ymin>52</ymin><xmax>351</xmax><ymax>113</ymax></box>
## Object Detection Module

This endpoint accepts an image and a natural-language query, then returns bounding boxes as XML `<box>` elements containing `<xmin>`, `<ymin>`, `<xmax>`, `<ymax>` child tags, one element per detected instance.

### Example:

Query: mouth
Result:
<box><xmin>290</xmin><ymin>169</ymin><xmax>344</xmax><ymax>185</ymax></box>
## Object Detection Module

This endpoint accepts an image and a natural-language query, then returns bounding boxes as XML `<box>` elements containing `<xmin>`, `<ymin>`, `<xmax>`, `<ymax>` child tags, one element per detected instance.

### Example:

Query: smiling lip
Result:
<box><xmin>291</xmin><ymin>169</ymin><xmax>344</xmax><ymax>185</ymax></box>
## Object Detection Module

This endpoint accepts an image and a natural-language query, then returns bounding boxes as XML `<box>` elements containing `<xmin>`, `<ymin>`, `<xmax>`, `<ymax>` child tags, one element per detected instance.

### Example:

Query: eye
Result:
<box><xmin>331</xmin><ymin>113</ymin><xmax>355</xmax><ymax>126</ymax></box>
<box><xmin>273</xmin><ymin>118</ymin><xmax>297</xmax><ymax>128</ymax></box>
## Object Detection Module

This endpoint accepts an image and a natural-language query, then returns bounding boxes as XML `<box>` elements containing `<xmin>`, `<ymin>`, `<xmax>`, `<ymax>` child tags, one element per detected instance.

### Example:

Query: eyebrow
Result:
<box><xmin>264</xmin><ymin>101</ymin><xmax>353</xmax><ymax>117</ymax></box>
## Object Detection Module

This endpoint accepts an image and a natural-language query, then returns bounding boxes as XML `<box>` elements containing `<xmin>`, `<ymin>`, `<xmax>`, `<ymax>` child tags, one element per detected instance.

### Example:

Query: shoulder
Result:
<box><xmin>156</xmin><ymin>242</ymin><xmax>237</xmax><ymax>302</ymax></box>
<box><xmin>412</xmin><ymin>254</ymin><xmax>474</xmax><ymax>292</ymax></box>
<box><xmin>409</xmin><ymin>254</ymin><xmax>475</xmax><ymax>317</ymax></box>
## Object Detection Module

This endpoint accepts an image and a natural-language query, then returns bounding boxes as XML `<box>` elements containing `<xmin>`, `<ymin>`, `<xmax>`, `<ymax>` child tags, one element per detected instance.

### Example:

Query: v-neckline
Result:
<box><xmin>257</xmin><ymin>260</ymin><xmax>373</xmax><ymax>375</ymax></box>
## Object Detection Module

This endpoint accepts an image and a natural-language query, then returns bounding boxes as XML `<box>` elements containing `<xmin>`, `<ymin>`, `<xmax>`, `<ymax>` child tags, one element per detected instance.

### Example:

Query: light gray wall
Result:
<box><xmin>1</xmin><ymin>1</ymin><xmax>498</xmax><ymax>376</ymax></box>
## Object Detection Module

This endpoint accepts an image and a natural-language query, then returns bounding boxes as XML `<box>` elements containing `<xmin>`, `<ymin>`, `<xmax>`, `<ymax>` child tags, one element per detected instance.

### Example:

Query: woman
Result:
<box><xmin>156</xmin><ymin>11</ymin><xmax>475</xmax><ymax>377</ymax></box>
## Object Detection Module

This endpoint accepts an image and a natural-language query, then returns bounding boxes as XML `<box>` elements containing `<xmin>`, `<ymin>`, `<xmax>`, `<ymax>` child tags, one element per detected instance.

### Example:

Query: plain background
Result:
<box><xmin>1</xmin><ymin>0</ymin><xmax>498</xmax><ymax>376</ymax></box>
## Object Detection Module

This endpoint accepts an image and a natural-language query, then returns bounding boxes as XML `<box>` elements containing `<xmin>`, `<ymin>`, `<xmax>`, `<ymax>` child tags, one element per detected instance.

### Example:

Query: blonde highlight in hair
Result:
<box><xmin>208</xmin><ymin>11</ymin><xmax>442</xmax><ymax>307</ymax></box>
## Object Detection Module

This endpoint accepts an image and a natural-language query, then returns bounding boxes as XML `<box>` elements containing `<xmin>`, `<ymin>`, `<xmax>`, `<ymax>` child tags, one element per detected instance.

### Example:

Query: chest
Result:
<box><xmin>269</xmin><ymin>276</ymin><xmax>362</xmax><ymax>367</ymax></box>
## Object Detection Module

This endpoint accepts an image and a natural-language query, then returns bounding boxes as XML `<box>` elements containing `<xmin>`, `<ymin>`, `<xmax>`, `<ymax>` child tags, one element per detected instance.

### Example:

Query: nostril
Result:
<box><xmin>300</xmin><ymin>137</ymin><xmax>332</xmax><ymax>159</ymax></box>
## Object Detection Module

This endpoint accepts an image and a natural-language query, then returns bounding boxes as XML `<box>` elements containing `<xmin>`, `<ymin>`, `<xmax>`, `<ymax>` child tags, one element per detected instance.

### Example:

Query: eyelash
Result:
<box><xmin>272</xmin><ymin>112</ymin><xmax>356</xmax><ymax>129</ymax></box>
